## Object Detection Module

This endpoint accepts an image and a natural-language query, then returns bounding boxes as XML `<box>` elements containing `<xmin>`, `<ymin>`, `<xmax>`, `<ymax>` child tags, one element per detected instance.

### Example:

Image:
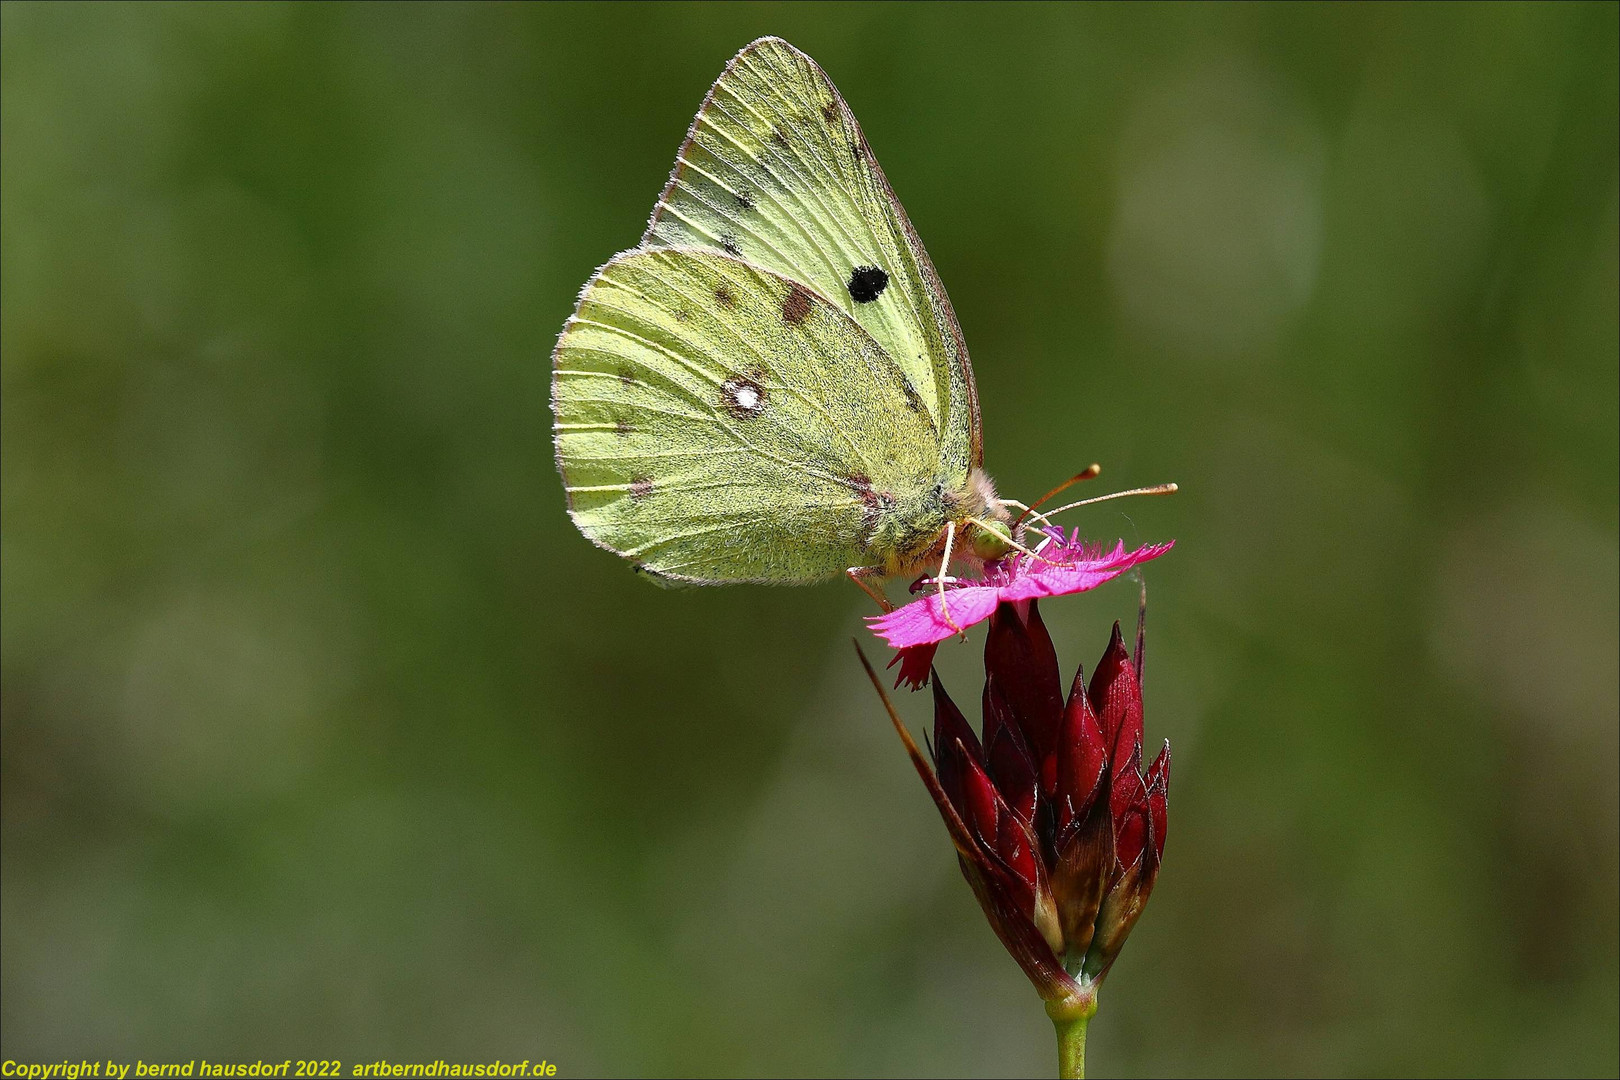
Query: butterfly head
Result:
<box><xmin>969</xmin><ymin>515</ymin><xmax>1015</xmax><ymax>563</ymax></box>
<box><xmin>962</xmin><ymin>468</ymin><xmax>1014</xmax><ymax>564</ymax></box>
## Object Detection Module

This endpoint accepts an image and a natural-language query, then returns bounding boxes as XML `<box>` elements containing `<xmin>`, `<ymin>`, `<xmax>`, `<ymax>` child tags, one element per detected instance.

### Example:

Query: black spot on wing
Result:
<box><xmin>734</xmin><ymin>189</ymin><xmax>755</xmax><ymax>212</ymax></box>
<box><xmin>615</xmin><ymin>419</ymin><xmax>632</xmax><ymax>437</ymax></box>
<box><xmin>820</xmin><ymin>101</ymin><xmax>839</xmax><ymax>124</ymax></box>
<box><xmin>714</xmin><ymin>284</ymin><xmax>736</xmax><ymax>308</ymax></box>
<box><xmin>847</xmin><ymin>265</ymin><xmax>889</xmax><ymax>304</ymax></box>
<box><xmin>719</xmin><ymin>234</ymin><xmax>742</xmax><ymax>257</ymax></box>
<box><xmin>618</xmin><ymin>367</ymin><xmax>637</xmax><ymax>385</ymax></box>
<box><xmin>629</xmin><ymin>477</ymin><xmax>654</xmax><ymax>500</ymax></box>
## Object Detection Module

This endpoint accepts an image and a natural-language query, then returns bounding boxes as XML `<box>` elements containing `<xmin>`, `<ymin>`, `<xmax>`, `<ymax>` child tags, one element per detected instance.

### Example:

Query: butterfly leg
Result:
<box><xmin>846</xmin><ymin>567</ymin><xmax>893</xmax><ymax>614</ymax></box>
<box><xmin>937</xmin><ymin>521</ymin><xmax>965</xmax><ymax>637</ymax></box>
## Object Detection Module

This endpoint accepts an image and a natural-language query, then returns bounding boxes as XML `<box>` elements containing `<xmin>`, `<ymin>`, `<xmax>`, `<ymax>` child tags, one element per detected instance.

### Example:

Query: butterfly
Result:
<box><xmin>552</xmin><ymin>37</ymin><xmax>1020</xmax><ymax>605</ymax></box>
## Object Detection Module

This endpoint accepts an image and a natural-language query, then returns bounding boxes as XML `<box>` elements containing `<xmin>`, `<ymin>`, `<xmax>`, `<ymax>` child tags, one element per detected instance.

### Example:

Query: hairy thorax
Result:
<box><xmin>865</xmin><ymin>467</ymin><xmax>1010</xmax><ymax>578</ymax></box>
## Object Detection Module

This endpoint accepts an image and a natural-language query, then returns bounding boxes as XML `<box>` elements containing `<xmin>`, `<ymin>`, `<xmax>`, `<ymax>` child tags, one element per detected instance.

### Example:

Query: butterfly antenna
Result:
<box><xmin>1011</xmin><ymin>465</ymin><xmax>1102</xmax><ymax>529</ymax></box>
<box><xmin>1043</xmin><ymin>483</ymin><xmax>1179</xmax><ymax>520</ymax></box>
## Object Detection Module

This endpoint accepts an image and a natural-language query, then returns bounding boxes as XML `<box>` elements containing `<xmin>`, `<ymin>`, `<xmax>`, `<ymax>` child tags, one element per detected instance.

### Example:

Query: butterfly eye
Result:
<box><xmin>846</xmin><ymin>265</ymin><xmax>889</xmax><ymax>303</ymax></box>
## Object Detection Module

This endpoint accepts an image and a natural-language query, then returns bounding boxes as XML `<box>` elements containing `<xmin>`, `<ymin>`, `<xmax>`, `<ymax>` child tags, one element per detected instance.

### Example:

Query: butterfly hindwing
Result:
<box><xmin>642</xmin><ymin>37</ymin><xmax>982</xmax><ymax>477</ymax></box>
<box><xmin>553</xmin><ymin>247</ymin><xmax>943</xmax><ymax>584</ymax></box>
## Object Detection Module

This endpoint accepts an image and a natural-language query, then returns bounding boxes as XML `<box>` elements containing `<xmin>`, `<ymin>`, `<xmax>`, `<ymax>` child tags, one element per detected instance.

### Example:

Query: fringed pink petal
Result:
<box><xmin>867</xmin><ymin>585</ymin><xmax>1002</xmax><ymax>649</ymax></box>
<box><xmin>999</xmin><ymin>540</ymin><xmax>1176</xmax><ymax>603</ymax></box>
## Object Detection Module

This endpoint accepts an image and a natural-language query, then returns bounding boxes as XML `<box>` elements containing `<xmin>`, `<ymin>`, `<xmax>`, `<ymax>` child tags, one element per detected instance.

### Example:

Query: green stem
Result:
<box><xmin>1046</xmin><ymin>990</ymin><xmax>1098</xmax><ymax>1080</ymax></box>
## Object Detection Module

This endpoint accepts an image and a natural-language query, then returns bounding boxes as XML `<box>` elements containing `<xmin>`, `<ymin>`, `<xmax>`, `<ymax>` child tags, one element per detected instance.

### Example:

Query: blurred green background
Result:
<box><xmin>3</xmin><ymin>3</ymin><xmax>1616</xmax><ymax>1076</ymax></box>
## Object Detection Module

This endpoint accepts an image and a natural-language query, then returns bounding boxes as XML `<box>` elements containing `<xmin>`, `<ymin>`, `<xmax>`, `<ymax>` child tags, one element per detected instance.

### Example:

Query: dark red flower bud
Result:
<box><xmin>1089</xmin><ymin>622</ymin><xmax>1144</xmax><ymax>799</ymax></box>
<box><xmin>1111</xmin><ymin>746</ymin><xmax>1149</xmax><ymax>872</ymax></box>
<box><xmin>1146</xmin><ymin>740</ymin><xmax>1170</xmax><ymax>865</ymax></box>
<box><xmin>932</xmin><ymin>673</ymin><xmax>1060</xmax><ymax>954</ymax></box>
<box><xmin>1054</xmin><ymin>665</ymin><xmax>1108</xmax><ymax>837</ymax></box>
<box><xmin>931</xmin><ymin>676</ymin><xmax>984</xmax><ymax>810</ymax></box>
<box><xmin>984</xmin><ymin>602</ymin><xmax>1065</xmax><ymax>779</ymax></box>
<box><xmin>983</xmin><ymin>690</ymin><xmax>1040</xmax><ymax>827</ymax></box>
<box><xmin>862</xmin><ymin>594</ymin><xmax>1172</xmax><ymax>1008</ymax></box>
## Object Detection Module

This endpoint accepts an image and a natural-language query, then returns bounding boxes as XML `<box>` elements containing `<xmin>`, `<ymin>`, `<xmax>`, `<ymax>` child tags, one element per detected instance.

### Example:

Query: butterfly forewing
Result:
<box><xmin>642</xmin><ymin>37</ymin><xmax>982</xmax><ymax>476</ymax></box>
<box><xmin>553</xmin><ymin>248</ymin><xmax>943</xmax><ymax>584</ymax></box>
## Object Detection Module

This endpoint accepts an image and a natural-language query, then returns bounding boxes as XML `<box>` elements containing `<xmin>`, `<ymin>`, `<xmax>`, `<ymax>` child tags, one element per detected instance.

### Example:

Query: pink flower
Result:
<box><xmin>870</xmin><ymin>531</ymin><xmax>1174</xmax><ymax>688</ymax></box>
